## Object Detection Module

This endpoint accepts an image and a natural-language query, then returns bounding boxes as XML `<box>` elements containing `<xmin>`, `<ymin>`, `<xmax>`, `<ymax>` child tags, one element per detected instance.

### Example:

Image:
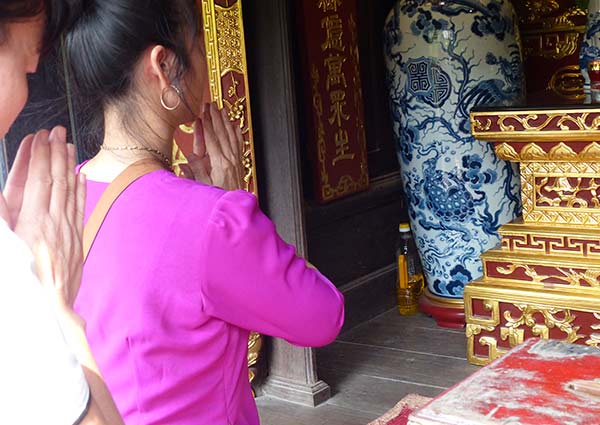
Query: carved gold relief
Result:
<box><xmin>496</xmin><ymin>113</ymin><xmax>600</xmax><ymax>133</ymax></box>
<box><xmin>503</xmin><ymin>305</ymin><xmax>585</xmax><ymax>344</ymax></box>
<box><xmin>494</xmin><ymin>142</ymin><xmax>600</xmax><ymax>161</ymax></box>
<box><xmin>538</xmin><ymin>176</ymin><xmax>600</xmax><ymax>209</ymax></box>
<box><xmin>521</xmin><ymin>161</ymin><xmax>600</xmax><ymax>225</ymax></box>
<box><xmin>471</xmin><ymin>110</ymin><xmax>600</xmax><ymax>142</ymax></box>
<box><xmin>547</xmin><ymin>65</ymin><xmax>585</xmax><ymax>100</ymax></box>
<box><xmin>521</xmin><ymin>1</ymin><xmax>586</xmax><ymax>30</ymax></box>
<box><xmin>525</xmin><ymin>33</ymin><xmax>580</xmax><ymax>60</ymax></box>
<box><xmin>500</xmin><ymin>231</ymin><xmax>600</xmax><ymax>258</ymax></box>
<box><xmin>466</xmin><ymin>323</ymin><xmax>500</xmax><ymax>366</ymax></box>
<box><xmin>587</xmin><ymin>313</ymin><xmax>600</xmax><ymax>348</ymax></box>
<box><xmin>522</xmin><ymin>0</ymin><xmax>560</xmax><ymax>23</ymax></box>
<box><xmin>496</xmin><ymin>263</ymin><xmax>600</xmax><ymax>288</ymax></box>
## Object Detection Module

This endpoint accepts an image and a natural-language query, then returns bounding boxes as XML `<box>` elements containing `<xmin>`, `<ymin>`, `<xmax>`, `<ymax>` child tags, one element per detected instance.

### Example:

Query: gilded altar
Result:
<box><xmin>465</xmin><ymin>105</ymin><xmax>600</xmax><ymax>366</ymax></box>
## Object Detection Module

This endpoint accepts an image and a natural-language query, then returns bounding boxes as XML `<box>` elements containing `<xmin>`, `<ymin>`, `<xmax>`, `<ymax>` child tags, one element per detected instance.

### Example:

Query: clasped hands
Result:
<box><xmin>179</xmin><ymin>103</ymin><xmax>246</xmax><ymax>191</ymax></box>
<box><xmin>0</xmin><ymin>127</ymin><xmax>85</xmax><ymax>321</ymax></box>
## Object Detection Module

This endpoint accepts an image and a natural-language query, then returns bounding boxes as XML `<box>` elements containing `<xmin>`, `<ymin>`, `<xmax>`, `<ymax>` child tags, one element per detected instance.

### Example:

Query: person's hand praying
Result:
<box><xmin>180</xmin><ymin>102</ymin><xmax>245</xmax><ymax>191</ymax></box>
<box><xmin>4</xmin><ymin>127</ymin><xmax>86</xmax><ymax>310</ymax></box>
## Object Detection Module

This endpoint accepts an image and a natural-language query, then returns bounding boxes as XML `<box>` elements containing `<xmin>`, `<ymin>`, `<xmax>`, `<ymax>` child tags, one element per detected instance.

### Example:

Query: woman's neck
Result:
<box><xmin>80</xmin><ymin>108</ymin><xmax>175</xmax><ymax>182</ymax></box>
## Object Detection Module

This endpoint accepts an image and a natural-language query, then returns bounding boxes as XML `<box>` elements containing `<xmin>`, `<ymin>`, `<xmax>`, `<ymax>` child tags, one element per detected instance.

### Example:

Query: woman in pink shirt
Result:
<box><xmin>67</xmin><ymin>1</ymin><xmax>345</xmax><ymax>424</ymax></box>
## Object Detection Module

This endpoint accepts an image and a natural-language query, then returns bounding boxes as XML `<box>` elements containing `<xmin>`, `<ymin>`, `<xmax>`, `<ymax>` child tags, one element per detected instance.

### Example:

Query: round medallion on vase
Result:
<box><xmin>384</xmin><ymin>0</ymin><xmax>524</xmax><ymax>302</ymax></box>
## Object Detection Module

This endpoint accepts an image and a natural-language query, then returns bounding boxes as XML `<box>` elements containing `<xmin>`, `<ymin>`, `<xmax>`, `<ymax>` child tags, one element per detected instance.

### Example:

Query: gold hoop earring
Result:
<box><xmin>160</xmin><ymin>85</ymin><xmax>182</xmax><ymax>111</ymax></box>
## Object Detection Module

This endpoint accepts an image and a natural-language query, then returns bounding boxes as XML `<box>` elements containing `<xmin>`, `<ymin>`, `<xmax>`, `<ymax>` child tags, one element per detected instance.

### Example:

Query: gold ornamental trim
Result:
<box><xmin>521</xmin><ymin>161</ymin><xmax>600</xmax><ymax>225</ymax></box>
<box><xmin>547</xmin><ymin>65</ymin><xmax>585</xmax><ymax>101</ymax></box>
<box><xmin>198</xmin><ymin>0</ymin><xmax>260</xmax><ymax>384</ymax></box>
<box><xmin>524</xmin><ymin>32</ymin><xmax>580</xmax><ymax>60</ymax></box>
<box><xmin>471</xmin><ymin>110</ymin><xmax>600</xmax><ymax>142</ymax></box>
<box><xmin>464</xmin><ymin>283</ymin><xmax>595</xmax><ymax>365</ymax></box>
<box><xmin>465</xmin><ymin>278</ymin><xmax>600</xmax><ymax>313</ymax></box>
<box><xmin>493</xmin><ymin>141</ymin><xmax>600</xmax><ymax>162</ymax></box>
<box><xmin>482</xmin><ymin>247</ymin><xmax>600</xmax><ymax>270</ymax></box>
<box><xmin>588</xmin><ymin>313</ymin><xmax>600</xmax><ymax>348</ymax></box>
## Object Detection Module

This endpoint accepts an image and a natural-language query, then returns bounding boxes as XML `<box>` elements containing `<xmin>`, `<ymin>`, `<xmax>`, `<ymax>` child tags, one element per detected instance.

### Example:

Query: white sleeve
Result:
<box><xmin>0</xmin><ymin>221</ymin><xmax>90</xmax><ymax>425</ymax></box>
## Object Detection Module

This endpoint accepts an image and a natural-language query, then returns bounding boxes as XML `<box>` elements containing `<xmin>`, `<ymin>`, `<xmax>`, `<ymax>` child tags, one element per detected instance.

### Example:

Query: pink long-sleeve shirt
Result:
<box><xmin>75</xmin><ymin>169</ymin><xmax>344</xmax><ymax>425</ymax></box>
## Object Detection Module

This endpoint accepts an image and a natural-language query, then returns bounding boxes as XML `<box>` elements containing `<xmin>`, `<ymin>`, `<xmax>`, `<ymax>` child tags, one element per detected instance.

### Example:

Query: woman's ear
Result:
<box><xmin>148</xmin><ymin>45</ymin><xmax>177</xmax><ymax>90</ymax></box>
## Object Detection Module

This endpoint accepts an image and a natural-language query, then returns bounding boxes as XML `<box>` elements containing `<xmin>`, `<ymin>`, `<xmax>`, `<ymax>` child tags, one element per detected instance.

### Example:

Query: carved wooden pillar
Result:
<box><xmin>244</xmin><ymin>0</ymin><xmax>331</xmax><ymax>407</ymax></box>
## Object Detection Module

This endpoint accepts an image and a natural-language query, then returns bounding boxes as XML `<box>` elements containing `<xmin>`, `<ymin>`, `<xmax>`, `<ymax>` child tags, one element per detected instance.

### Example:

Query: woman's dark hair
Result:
<box><xmin>0</xmin><ymin>0</ymin><xmax>76</xmax><ymax>52</ymax></box>
<box><xmin>64</xmin><ymin>0</ymin><xmax>201</xmax><ymax>155</ymax></box>
<box><xmin>66</xmin><ymin>0</ymin><xmax>200</xmax><ymax>107</ymax></box>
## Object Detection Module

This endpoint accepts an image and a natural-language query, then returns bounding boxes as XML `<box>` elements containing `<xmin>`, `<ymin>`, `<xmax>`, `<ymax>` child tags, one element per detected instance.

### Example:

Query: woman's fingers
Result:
<box><xmin>3</xmin><ymin>134</ymin><xmax>34</xmax><ymax>226</ymax></box>
<box><xmin>186</xmin><ymin>153</ymin><xmax>212</xmax><ymax>185</ymax></box>
<box><xmin>20</xmin><ymin>130</ymin><xmax>52</xmax><ymax>221</ymax></box>
<box><xmin>219</xmin><ymin>107</ymin><xmax>238</xmax><ymax>160</ymax></box>
<box><xmin>209</xmin><ymin>102</ymin><xmax>233</xmax><ymax>158</ymax></box>
<box><xmin>202</xmin><ymin>105</ymin><xmax>224</xmax><ymax>164</ymax></box>
<box><xmin>66</xmin><ymin>142</ymin><xmax>77</xmax><ymax>222</ymax></box>
<box><xmin>75</xmin><ymin>173</ymin><xmax>86</xmax><ymax>237</ymax></box>
<box><xmin>192</xmin><ymin>117</ymin><xmax>207</xmax><ymax>159</ymax></box>
<box><xmin>49</xmin><ymin>126</ymin><xmax>69</xmax><ymax>219</ymax></box>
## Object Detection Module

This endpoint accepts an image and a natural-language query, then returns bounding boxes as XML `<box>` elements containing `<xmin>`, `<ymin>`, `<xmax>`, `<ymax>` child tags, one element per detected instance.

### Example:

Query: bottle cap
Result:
<box><xmin>399</xmin><ymin>223</ymin><xmax>411</xmax><ymax>233</ymax></box>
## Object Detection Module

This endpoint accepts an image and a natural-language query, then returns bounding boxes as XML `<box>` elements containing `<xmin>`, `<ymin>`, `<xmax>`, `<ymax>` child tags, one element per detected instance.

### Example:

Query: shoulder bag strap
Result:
<box><xmin>83</xmin><ymin>159</ymin><xmax>166</xmax><ymax>262</ymax></box>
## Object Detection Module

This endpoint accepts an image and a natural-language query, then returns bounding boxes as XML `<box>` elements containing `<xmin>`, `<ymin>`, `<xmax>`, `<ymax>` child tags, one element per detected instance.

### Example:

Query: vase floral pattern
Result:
<box><xmin>384</xmin><ymin>0</ymin><xmax>524</xmax><ymax>299</ymax></box>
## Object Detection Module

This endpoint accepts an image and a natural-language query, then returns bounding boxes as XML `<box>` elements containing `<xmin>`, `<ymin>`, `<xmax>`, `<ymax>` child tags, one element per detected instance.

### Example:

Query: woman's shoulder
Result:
<box><xmin>150</xmin><ymin>171</ymin><xmax>258</xmax><ymax>219</ymax></box>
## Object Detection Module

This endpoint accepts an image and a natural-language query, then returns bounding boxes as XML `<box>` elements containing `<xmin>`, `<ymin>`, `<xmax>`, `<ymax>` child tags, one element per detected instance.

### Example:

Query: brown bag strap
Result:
<box><xmin>83</xmin><ymin>159</ymin><xmax>166</xmax><ymax>262</ymax></box>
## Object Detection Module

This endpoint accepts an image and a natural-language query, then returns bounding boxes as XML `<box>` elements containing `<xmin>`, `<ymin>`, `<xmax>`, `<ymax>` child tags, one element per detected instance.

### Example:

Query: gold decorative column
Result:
<box><xmin>172</xmin><ymin>0</ymin><xmax>262</xmax><ymax>385</ymax></box>
<box><xmin>466</xmin><ymin>106</ymin><xmax>600</xmax><ymax>366</ymax></box>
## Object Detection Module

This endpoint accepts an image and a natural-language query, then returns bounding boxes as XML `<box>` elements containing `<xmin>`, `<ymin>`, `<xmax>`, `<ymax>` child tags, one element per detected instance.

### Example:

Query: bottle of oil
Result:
<box><xmin>396</xmin><ymin>223</ymin><xmax>424</xmax><ymax>315</ymax></box>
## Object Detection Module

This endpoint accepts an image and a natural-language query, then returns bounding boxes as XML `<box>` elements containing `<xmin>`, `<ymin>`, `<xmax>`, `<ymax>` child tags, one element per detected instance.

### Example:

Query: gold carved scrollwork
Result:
<box><xmin>521</xmin><ymin>161</ymin><xmax>600</xmax><ymax>225</ymax></box>
<box><xmin>558</xmin><ymin>114</ymin><xmax>600</xmax><ymax>131</ymax></box>
<box><xmin>473</xmin><ymin>118</ymin><xmax>492</xmax><ymax>132</ymax></box>
<box><xmin>587</xmin><ymin>313</ymin><xmax>600</xmax><ymax>348</ymax></box>
<box><xmin>538</xmin><ymin>176</ymin><xmax>600</xmax><ymax>209</ymax></box>
<box><xmin>498</xmin><ymin>114</ymin><xmax>555</xmax><ymax>132</ymax></box>
<box><xmin>503</xmin><ymin>305</ymin><xmax>585</xmax><ymax>344</ymax></box>
<box><xmin>496</xmin><ymin>263</ymin><xmax>600</xmax><ymax>288</ymax></box>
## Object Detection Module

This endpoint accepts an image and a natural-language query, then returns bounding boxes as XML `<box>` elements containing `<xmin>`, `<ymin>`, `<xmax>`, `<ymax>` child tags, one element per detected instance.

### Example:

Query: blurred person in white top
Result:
<box><xmin>0</xmin><ymin>1</ymin><xmax>122</xmax><ymax>424</ymax></box>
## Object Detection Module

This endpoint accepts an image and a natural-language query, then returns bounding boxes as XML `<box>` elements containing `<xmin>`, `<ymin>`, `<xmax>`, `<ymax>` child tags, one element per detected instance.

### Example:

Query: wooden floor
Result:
<box><xmin>256</xmin><ymin>309</ymin><xmax>479</xmax><ymax>424</ymax></box>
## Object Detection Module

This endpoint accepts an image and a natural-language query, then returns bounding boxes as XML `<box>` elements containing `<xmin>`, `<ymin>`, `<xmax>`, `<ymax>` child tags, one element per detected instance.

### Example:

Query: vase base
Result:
<box><xmin>419</xmin><ymin>289</ymin><xmax>465</xmax><ymax>329</ymax></box>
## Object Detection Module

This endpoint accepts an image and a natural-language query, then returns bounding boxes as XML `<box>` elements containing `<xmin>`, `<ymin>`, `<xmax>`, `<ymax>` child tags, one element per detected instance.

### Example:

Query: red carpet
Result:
<box><xmin>367</xmin><ymin>394</ymin><xmax>432</xmax><ymax>425</ymax></box>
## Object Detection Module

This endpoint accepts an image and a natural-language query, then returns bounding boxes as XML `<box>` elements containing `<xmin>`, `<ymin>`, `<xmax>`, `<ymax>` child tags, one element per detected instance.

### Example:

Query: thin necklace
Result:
<box><xmin>100</xmin><ymin>144</ymin><xmax>172</xmax><ymax>169</ymax></box>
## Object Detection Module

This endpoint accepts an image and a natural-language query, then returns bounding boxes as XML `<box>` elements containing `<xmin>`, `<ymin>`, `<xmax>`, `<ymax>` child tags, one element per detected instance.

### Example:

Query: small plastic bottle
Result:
<box><xmin>396</xmin><ymin>223</ymin><xmax>424</xmax><ymax>315</ymax></box>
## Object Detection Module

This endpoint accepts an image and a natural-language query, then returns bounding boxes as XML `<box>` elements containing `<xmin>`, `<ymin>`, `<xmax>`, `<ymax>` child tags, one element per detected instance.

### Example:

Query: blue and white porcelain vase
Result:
<box><xmin>580</xmin><ymin>0</ymin><xmax>600</xmax><ymax>102</ymax></box>
<box><xmin>384</xmin><ymin>0</ymin><xmax>524</xmax><ymax>300</ymax></box>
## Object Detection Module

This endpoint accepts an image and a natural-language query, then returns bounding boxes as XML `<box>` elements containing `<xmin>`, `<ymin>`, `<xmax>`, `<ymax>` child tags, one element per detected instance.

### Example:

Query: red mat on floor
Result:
<box><xmin>367</xmin><ymin>394</ymin><xmax>432</xmax><ymax>425</ymax></box>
